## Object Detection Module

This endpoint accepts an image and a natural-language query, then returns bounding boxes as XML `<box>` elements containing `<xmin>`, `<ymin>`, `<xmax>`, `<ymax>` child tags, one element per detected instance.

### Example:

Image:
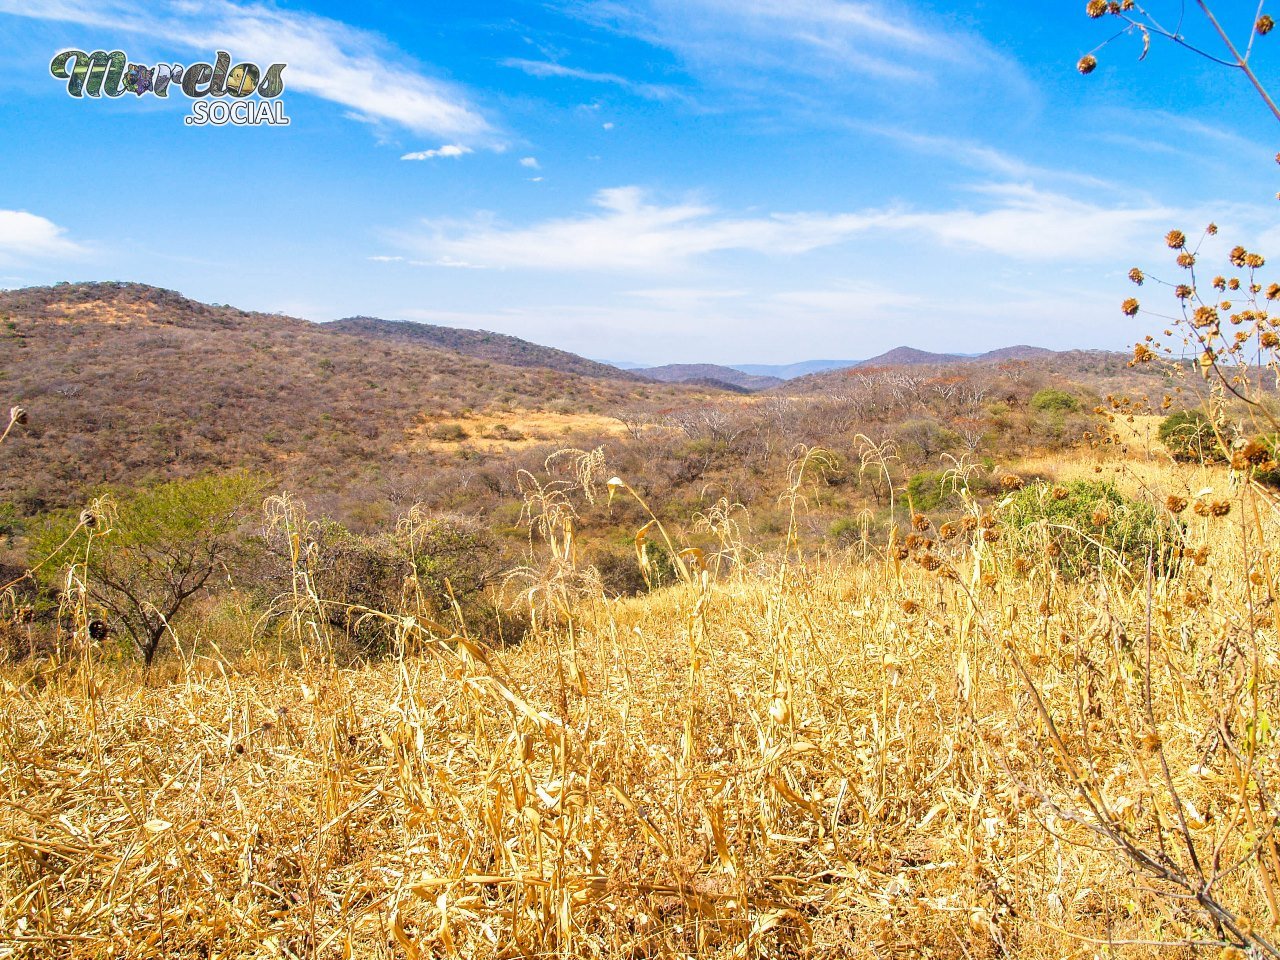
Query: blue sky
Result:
<box><xmin>0</xmin><ymin>1</ymin><xmax>1276</xmax><ymax>364</ymax></box>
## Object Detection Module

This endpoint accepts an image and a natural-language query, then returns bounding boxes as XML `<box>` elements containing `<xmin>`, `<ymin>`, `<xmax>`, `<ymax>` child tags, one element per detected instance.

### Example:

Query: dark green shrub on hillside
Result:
<box><xmin>906</xmin><ymin>470</ymin><xmax>963</xmax><ymax>513</ymax></box>
<box><xmin>1158</xmin><ymin>410</ymin><xmax>1226</xmax><ymax>462</ymax></box>
<box><xmin>1030</xmin><ymin>388</ymin><xmax>1080</xmax><ymax>413</ymax></box>
<box><xmin>1001</xmin><ymin>480</ymin><xmax>1180</xmax><ymax>578</ymax></box>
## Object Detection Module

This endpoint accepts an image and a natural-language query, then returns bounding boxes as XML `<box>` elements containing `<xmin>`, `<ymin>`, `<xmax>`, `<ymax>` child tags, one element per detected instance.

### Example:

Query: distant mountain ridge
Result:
<box><xmin>632</xmin><ymin>364</ymin><xmax>784</xmax><ymax>391</ymax></box>
<box><xmin>326</xmin><ymin>316</ymin><xmax>639</xmax><ymax>381</ymax></box>
<box><xmin>609</xmin><ymin>345</ymin><xmax>1063</xmax><ymax>383</ymax></box>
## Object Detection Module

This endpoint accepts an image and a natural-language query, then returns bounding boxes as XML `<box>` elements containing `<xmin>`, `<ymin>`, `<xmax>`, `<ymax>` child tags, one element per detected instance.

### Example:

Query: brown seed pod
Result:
<box><xmin>87</xmin><ymin>619</ymin><xmax>107</xmax><ymax>641</ymax></box>
<box><xmin>1165</xmin><ymin>495</ymin><xmax>1188</xmax><ymax>514</ymax></box>
<box><xmin>938</xmin><ymin>521</ymin><xmax>959</xmax><ymax>541</ymax></box>
<box><xmin>911</xmin><ymin>512</ymin><xmax>931</xmax><ymax>531</ymax></box>
<box><xmin>1000</xmin><ymin>474</ymin><xmax>1025</xmax><ymax>491</ymax></box>
<box><xmin>79</xmin><ymin>509</ymin><xmax>98</xmax><ymax>529</ymax></box>
<box><xmin>1051</xmin><ymin>486</ymin><xmax>1069</xmax><ymax>501</ymax></box>
<box><xmin>1166</xmin><ymin>229</ymin><xmax>1186</xmax><ymax>250</ymax></box>
<box><xmin>1077</xmin><ymin>54</ymin><xmax>1098</xmax><ymax>74</ymax></box>
<box><xmin>1261</xmin><ymin>16</ymin><xmax>1277</xmax><ymax>35</ymax></box>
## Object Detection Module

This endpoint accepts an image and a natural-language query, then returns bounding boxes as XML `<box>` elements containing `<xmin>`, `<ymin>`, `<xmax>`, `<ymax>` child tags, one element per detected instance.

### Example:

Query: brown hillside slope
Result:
<box><xmin>323</xmin><ymin>315</ymin><xmax>640</xmax><ymax>381</ymax></box>
<box><xmin>0</xmin><ymin>283</ymin><xmax>659</xmax><ymax>512</ymax></box>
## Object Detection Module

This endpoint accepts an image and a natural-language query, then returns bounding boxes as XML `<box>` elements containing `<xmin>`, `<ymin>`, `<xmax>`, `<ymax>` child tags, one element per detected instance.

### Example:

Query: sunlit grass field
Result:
<box><xmin>3</xmin><ymin>436</ymin><xmax>1279</xmax><ymax>959</ymax></box>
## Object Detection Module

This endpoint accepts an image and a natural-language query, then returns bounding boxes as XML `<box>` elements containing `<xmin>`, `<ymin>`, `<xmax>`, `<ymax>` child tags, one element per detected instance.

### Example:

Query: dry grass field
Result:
<box><xmin>3</xmin><ymin>436</ymin><xmax>1280</xmax><ymax>959</ymax></box>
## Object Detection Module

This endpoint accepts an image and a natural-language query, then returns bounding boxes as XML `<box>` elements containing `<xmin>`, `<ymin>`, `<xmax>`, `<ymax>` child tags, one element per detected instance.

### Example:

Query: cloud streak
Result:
<box><xmin>402</xmin><ymin>144</ymin><xmax>472</xmax><ymax>160</ymax></box>
<box><xmin>391</xmin><ymin>183</ymin><xmax>1175</xmax><ymax>271</ymax></box>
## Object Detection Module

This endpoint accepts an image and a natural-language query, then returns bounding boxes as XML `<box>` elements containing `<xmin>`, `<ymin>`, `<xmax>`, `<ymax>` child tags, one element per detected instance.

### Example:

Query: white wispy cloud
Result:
<box><xmin>390</xmin><ymin>183</ymin><xmax>1175</xmax><ymax>272</ymax></box>
<box><xmin>519</xmin><ymin>156</ymin><xmax>540</xmax><ymax>168</ymax></box>
<box><xmin>502</xmin><ymin>57</ymin><xmax>683</xmax><ymax>101</ymax></box>
<box><xmin>395</xmin><ymin>186</ymin><xmax>892</xmax><ymax>270</ymax></box>
<box><xmin>894</xmin><ymin>183</ymin><xmax>1175</xmax><ymax>260</ymax></box>
<box><xmin>402</xmin><ymin>144</ymin><xmax>472</xmax><ymax>160</ymax></box>
<box><xmin>569</xmin><ymin>0</ymin><xmax>1019</xmax><ymax>88</ymax></box>
<box><xmin>0</xmin><ymin>0</ymin><xmax>491</xmax><ymax>138</ymax></box>
<box><xmin>0</xmin><ymin>210</ymin><xmax>85</xmax><ymax>263</ymax></box>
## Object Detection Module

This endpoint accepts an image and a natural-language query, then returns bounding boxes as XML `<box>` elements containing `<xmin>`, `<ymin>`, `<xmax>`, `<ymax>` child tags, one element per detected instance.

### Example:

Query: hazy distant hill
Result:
<box><xmin>326</xmin><ymin>316</ymin><xmax>638</xmax><ymax>381</ymax></box>
<box><xmin>856</xmin><ymin>345</ymin><xmax>1058</xmax><ymax>367</ymax></box>
<box><xmin>632</xmin><ymin>364</ymin><xmax>784</xmax><ymax>391</ymax></box>
<box><xmin>728</xmin><ymin>359</ymin><xmax>858</xmax><ymax>379</ymax></box>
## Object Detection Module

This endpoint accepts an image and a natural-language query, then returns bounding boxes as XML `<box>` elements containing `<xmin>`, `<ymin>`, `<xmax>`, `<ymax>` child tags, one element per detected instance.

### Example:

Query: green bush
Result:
<box><xmin>906</xmin><ymin>470</ymin><xmax>963</xmax><ymax>513</ymax></box>
<box><xmin>31</xmin><ymin>472</ymin><xmax>264</xmax><ymax>665</ymax></box>
<box><xmin>1030</xmin><ymin>388</ymin><xmax>1080</xmax><ymax>413</ymax></box>
<box><xmin>1001</xmin><ymin>480</ymin><xmax>1180</xmax><ymax>578</ymax></box>
<box><xmin>1158</xmin><ymin>410</ymin><xmax>1225</xmax><ymax>462</ymax></box>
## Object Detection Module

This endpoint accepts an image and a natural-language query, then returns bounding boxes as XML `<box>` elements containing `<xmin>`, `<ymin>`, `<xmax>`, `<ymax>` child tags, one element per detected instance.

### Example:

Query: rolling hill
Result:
<box><xmin>0</xmin><ymin>283</ymin><xmax>666</xmax><ymax>514</ymax></box>
<box><xmin>325</xmin><ymin>316</ymin><xmax>638</xmax><ymax>381</ymax></box>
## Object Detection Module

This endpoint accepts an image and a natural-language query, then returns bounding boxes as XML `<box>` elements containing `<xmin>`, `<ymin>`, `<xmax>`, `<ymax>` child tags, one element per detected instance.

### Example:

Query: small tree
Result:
<box><xmin>33</xmin><ymin>472</ymin><xmax>262</xmax><ymax>665</ymax></box>
<box><xmin>1158</xmin><ymin>409</ymin><xmax>1226</xmax><ymax>462</ymax></box>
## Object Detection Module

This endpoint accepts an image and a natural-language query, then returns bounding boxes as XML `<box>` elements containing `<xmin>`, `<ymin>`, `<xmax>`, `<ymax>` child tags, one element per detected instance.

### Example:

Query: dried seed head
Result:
<box><xmin>1091</xmin><ymin>505</ymin><xmax>1111</xmax><ymax>527</ymax></box>
<box><xmin>87</xmin><ymin>619</ymin><xmax>107</xmax><ymax>641</ymax></box>
<box><xmin>1165</xmin><ymin>229</ymin><xmax>1186</xmax><ymax>249</ymax></box>
<box><xmin>938</xmin><ymin>521</ymin><xmax>959</xmax><ymax>541</ymax></box>
<box><xmin>1266</xmin><ymin>283</ymin><xmax>1280</xmax><ymax>300</ymax></box>
<box><xmin>1210</xmin><ymin>500</ymin><xmax>1232</xmax><ymax>518</ymax></box>
<box><xmin>1230</xmin><ymin>246</ymin><xmax>1248</xmax><ymax>268</ymax></box>
<box><xmin>1176</xmin><ymin>251</ymin><xmax>1196</xmax><ymax>268</ymax></box>
<box><xmin>1128</xmin><ymin>267</ymin><xmax>1144</xmax><ymax>285</ymax></box>
<box><xmin>1000</xmin><ymin>473</ymin><xmax>1025</xmax><ymax>491</ymax></box>
<box><xmin>982</xmin><ymin>527</ymin><xmax>1002</xmax><ymax>543</ymax></box>
<box><xmin>1121</xmin><ymin>297</ymin><xmax>1140</xmax><ymax>316</ymax></box>
<box><xmin>1085</xmin><ymin>0</ymin><xmax>1107</xmax><ymax>16</ymax></box>
<box><xmin>1052</xmin><ymin>486</ymin><xmax>1069</xmax><ymax>500</ymax></box>
<box><xmin>79</xmin><ymin>509</ymin><xmax>98</xmax><ymax>529</ymax></box>
<box><xmin>1258</xmin><ymin>14</ymin><xmax>1275</xmax><ymax>34</ymax></box>
<box><xmin>1165</xmin><ymin>495</ymin><xmax>1188</xmax><ymax>514</ymax></box>
<box><xmin>899</xmin><ymin>599</ymin><xmax>920</xmax><ymax>615</ymax></box>
<box><xmin>1077</xmin><ymin>54</ymin><xmax>1098</xmax><ymax>74</ymax></box>
<box><xmin>911</xmin><ymin>512</ymin><xmax>931</xmax><ymax>531</ymax></box>
<box><xmin>9</xmin><ymin>405</ymin><xmax>26</xmax><ymax>426</ymax></box>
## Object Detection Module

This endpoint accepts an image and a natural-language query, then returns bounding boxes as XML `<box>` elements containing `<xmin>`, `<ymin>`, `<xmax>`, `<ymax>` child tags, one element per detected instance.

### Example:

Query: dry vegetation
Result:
<box><xmin>4</xmin><ymin>418</ymin><xmax>1280</xmax><ymax>957</ymax></box>
<box><xmin>3</xmin><ymin>214</ymin><xmax>1280</xmax><ymax>956</ymax></box>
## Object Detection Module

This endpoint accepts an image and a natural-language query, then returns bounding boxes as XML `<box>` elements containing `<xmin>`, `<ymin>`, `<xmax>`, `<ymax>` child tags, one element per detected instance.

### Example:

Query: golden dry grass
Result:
<box><xmin>3</xmin><ymin>454</ymin><xmax>1280</xmax><ymax>958</ymax></box>
<box><xmin>406</xmin><ymin>410</ymin><xmax>634</xmax><ymax>453</ymax></box>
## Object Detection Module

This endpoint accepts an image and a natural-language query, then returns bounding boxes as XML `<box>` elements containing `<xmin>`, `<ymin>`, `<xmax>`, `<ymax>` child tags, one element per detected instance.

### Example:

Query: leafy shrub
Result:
<box><xmin>268</xmin><ymin>512</ymin><xmax>508</xmax><ymax>652</ymax></box>
<box><xmin>906</xmin><ymin>470</ymin><xmax>962</xmax><ymax>513</ymax></box>
<box><xmin>1030</xmin><ymin>387</ymin><xmax>1080</xmax><ymax>413</ymax></box>
<box><xmin>1001</xmin><ymin>480</ymin><xmax>1179</xmax><ymax>578</ymax></box>
<box><xmin>429</xmin><ymin>423</ymin><xmax>469</xmax><ymax>442</ymax></box>
<box><xmin>1158</xmin><ymin>410</ymin><xmax>1225</xmax><ymax>462</ymax></box>
<box><xmin>31</xmin><ymin>472</ymin><xmax>263</xmax><ymax>664</ymax></box>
